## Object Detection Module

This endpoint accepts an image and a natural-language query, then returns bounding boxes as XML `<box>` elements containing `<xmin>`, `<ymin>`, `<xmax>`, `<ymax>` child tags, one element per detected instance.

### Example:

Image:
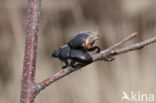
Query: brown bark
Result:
<box><xmin>20</xmin><ymin>0</ymin><xmax>41</xmax><ymax>103</ymax></box>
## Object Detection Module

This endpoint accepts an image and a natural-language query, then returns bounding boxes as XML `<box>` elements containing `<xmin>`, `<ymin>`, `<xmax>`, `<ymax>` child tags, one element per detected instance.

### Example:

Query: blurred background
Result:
<box><xmin>0</xmin><ymin>0</ymin><xmax>156</xmax><ymax>103</ymax></box>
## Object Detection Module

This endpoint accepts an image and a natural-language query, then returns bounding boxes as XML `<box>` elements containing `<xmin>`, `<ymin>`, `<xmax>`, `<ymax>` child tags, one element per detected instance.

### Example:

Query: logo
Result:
<box><xmin>121</xmin><ymin>91</ymin><xmax>154</xmax><ymax>102</ymax></box>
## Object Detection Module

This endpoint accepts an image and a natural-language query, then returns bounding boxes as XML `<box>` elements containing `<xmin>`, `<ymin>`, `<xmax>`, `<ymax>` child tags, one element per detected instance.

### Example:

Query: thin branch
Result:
<box><xmin>20</xmin><ymin>0</ymin><xmax>41</xmax><ymax>103</ymax></box>
<box><xmin>37</xmin><ymin>32</ymin><xmax>145</xmax><ymax>91</ymax></box>
<box><xmin>111</xmin><ymin>36</ymin><xmax>156</xmax><ymax>55</ymax></box>
<box><xmin>109</xmin><ymin>32</ymin><xmax>137</xmax><ymax>50</ymax></box>
<box><xmin>93</xmin><ymin>32</ymin><xmax>137</xmax><ymax>61</ymax></box>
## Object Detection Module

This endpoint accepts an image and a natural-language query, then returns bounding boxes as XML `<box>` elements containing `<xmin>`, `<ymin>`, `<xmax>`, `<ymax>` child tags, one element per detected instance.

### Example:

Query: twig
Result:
<box><xmin>109</xmin><ymin>32</ymin><xmax>137</xmax><ymax>50</ymax></box>
<box><xmin>111</xmin><ymin>36</ymin><xmax>156</xmax><ymax>56</ymax></box>
<box><xmin>93</xmin><ymin>32</ymin><xmax>137</xmax><ymax>61</ymax></box>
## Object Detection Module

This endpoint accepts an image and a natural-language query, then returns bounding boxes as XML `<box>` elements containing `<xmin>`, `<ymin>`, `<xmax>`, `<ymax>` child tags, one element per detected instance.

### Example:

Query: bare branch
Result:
<box><xmin>111</xmin><ymin>36</ymin><xmax>156</xmax><ymax>56</ymax></box>
<box><xmin>109</xmin><ymin>32</ymin><xmax>137</xmax><ymax>50</ymax></box>
<box><xmin>93</xmin><ymin>32</ymin><xmax>137</xmax><ymax>61</ymax></box>
<box><xmin>20</xmin><ymin>0</ymin><xmax>41</xmax><ymax>103</ymax></box>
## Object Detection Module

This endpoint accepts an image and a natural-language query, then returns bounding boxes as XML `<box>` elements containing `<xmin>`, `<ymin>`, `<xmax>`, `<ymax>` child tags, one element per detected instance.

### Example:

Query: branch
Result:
<box><xmin>110</xmin><ymin>36</ymin><xmax>156</xmax><ymax>56</ymax></box>
<box><xmin>38</xmin><ymin>32</ymin><xmax>156</xmax><ymax>92</ymax></box>
<box><xmin>20</xmin><ymin>0</ymin><xmax>41</xmax><ymax>103</ymax></box>
<box><xmin>92</xmin><ymin>32</ymin><xmax>137</xmax><ymax>61</ymax></box>
<box><xmin>109</xmin><ymin>32</ymin><xmax>137</xmax><ymax>50</ymax></box>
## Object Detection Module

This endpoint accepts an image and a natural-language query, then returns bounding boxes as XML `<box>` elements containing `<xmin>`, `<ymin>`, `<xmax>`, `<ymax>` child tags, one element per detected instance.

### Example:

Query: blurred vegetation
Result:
<box><xmin>0</xmin><ymin>0</ymin><xmax>156</xmax><ymax>103</ymax></box>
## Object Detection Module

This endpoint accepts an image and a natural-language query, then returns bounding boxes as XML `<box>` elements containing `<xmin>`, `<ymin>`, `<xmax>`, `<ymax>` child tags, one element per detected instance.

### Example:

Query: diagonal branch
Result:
<box><xmin>109</xmin><ymin>32</ymin><xmax>137</xmax><ymax>50</ymax></box>
<box><xmin>110</xmin><ymin>36</ymin><xmax>156</xmax><ymax>56</ymax></box>
<box><xmin>92</xmin><ymin>32</ymin><xmax>137</xmax><ymax>61</ymax></box>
